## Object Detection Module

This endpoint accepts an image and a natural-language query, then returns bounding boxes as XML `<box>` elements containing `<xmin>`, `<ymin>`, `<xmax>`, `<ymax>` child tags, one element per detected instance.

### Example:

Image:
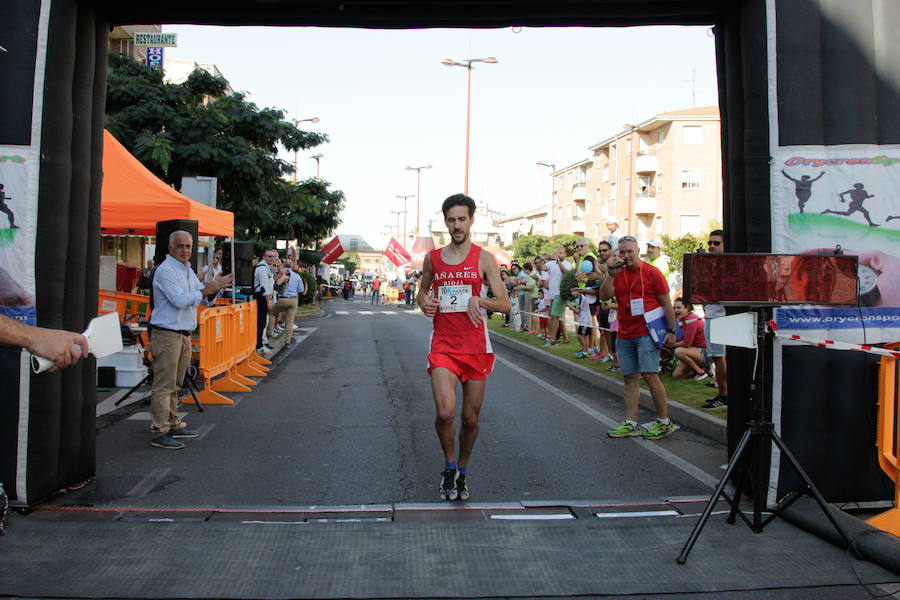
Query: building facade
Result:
<box><xmin>551</xmin><ymin>106</ymin><xmax>722</xmax><ymax>249</ymax></box>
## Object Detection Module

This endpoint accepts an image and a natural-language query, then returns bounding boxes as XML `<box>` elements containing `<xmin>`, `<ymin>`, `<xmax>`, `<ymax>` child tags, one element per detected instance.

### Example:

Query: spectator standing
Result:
<box><xmin>515</xmin><ymin>261</ymin><xmax>534</xmax><ymax>332</ymax></box>
<box><xmin>596</xmin><ymin>236</ymin><xmax>677</xmax><ymax>440</ymax></box>
<box><xmin>268</xmin><ymin>264</ymin><xmax>304</xmax><ymax>343</ymax></box>
<box><xmin>371</xmin><ymin>277</ymin><xmax>381</xmax><ymax>305</ymax></box>
<box><xmin>606</xmin><ymin>217</ymin><xmax>621</xmax><ymax>250</ymax></box>
<box><xmin>573</xmin><ymin>237</ymin><xmax>600</xmax><ymax>356</ymax></box>
<box><xmin>592</xmin><ymin>241</ymin><xmax>614</xmax><ymax>362</ymax></box>
<box><xmin>646</xmin><ymin>239</ymin><xmax>671</xmax><ymax>281</ymax></box>
<box><xmin>543</xmin><ymin>247</ymin><xmax>572</xmax><ymax>347</ymax></box>
<box><xmin>254</xmin><ymin>250</ymin><xmax>276</xmax><ymax>352</ymax></box>
<box><xmin>702</xmin><ymin>230</ymin><xmax>728</xmax><ymax>408</ymax></box>
<box><xmin>149</xmin><ymin>230</ymin><xmax>232</xmax><ymax>449</ymax></box>
<box><xmin>671</xmin><ymin>298</ymin><xmax>713</xmax><ymax>380</ymax></box>
<box><xmin>569</xmin><ymin>286</ymin><xmax>596</xmax><ymax>358</ymax></box>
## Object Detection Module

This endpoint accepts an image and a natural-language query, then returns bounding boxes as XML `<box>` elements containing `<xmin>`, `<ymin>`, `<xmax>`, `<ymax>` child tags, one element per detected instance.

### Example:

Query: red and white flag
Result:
<box><xmin>320</xmin><ymin>235</ymin><xmax>344</xmax><ymax>264</ymax></box>
<box><xmin>384</xmin><ymin>237</ymin><xmax>412</xmax><ymax>267</ymax></box>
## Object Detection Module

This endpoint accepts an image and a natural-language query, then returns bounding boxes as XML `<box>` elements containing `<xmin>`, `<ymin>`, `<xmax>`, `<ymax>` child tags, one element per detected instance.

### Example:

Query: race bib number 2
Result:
<box><xmin>438</xmin><ymin>284</ymin><xmax>472</xmax><ymax>313</ymax></box>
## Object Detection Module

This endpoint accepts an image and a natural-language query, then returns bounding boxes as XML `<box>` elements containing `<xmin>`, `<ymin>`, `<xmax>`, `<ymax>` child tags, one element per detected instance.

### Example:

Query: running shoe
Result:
<box><xmin>455</xmin><ymin>473</ymin><xmax>469</xmax><ymax>501</ymax></box>
<box><xmin>588</xmin><ymin>347</ymin><xmax>600</xmax><ymax>356</ymax></box>
<box><xmin>607</xmin><ymin>364</ymin><xmax>620</xmax><ymax>372</ymax></box>
<box><xmin>575</xmin><ymin>351</ymin><xmax>588</xmax><ymax>359</ymax></box>
<box><xmin>440</xmin><ymin>469</ymin><xmax>458</xmax><ymax>501</ymax></box>
<box><xmin>702</xmin><ymin>395</ymin><xmax>728</xmax><ymax>409</ymax></box>
<box><xmin>693</xmin><ymin>371</ymin><xmax>709</xmax><ymax>381</ymax></box>
<box><xmin>541</xmin><ymin>340</ymin><xmax>558</xmax><ymax>348</ymax></box>
<box><xmin>607</xmin><ymin>421</ymin><xmax>642</xmax><ymax>437</ymax></box>
<box><xmin>642</xmin><ymin>420</ymin><xmax>676</xmax><ymax>440</ymax></box>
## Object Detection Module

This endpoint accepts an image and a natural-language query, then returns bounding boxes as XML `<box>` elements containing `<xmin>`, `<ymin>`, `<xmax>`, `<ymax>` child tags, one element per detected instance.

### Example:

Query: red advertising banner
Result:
<box><xmin>384</xmin><ymin>237</ymin><xmax>412</xmax><ymax>267</ymax></box>
<box><xmin>320</xmin><ymin>235</ymin><xmax>344</xmax><ymax>264</ymax></box>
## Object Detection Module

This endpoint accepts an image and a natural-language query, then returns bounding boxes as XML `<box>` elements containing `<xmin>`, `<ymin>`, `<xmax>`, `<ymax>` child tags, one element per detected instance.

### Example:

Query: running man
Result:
<box><xmin>417</xmin><ymin>193</ymin><xmax>511</xmax><ymax>501</ymax></box>
<box><xmin>822</xmin><ymin>183</ymin><xmax>878</xmax><ymax>227</ymax></box>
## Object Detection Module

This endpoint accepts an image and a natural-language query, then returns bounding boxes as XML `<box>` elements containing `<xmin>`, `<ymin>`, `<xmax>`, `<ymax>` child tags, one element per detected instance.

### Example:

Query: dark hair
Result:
<box><xmin>597</xmin><ymin>240</ymin><xmax>612</xmax><ymax>250</ymax></box>
<box><xmin>442</xmin><ymin>193</ymin><xmax>476</xmax><ymax>217</ymax></box>
<box><xmin>524</xmin><ymin>261</ymin><xmax>533</xmax><ymax>270</ymax></box>
<box><xmin>674</xmin><ymin>297</ymin><xmax>693</xmax><ymax>311</ymax></box>
<box><xmin>709</xmin><ymin>229</ymin><xmax>724</xmax><ymax>238</ymax></box>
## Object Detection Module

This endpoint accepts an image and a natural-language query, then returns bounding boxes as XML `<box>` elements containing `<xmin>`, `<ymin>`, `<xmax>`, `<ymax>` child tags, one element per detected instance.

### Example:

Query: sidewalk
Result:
<box><xmin>490</xmin><ymin>329</ymin><xmax>727</xmax><ymax>443</ymax></box>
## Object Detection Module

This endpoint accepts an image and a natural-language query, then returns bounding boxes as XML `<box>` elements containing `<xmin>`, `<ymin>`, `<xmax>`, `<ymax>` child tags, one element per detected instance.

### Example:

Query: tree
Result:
<box><xmin>337</xmin><ymin>251</ymin><xmax>360</xmax><ymax>276</ymax></box>
<box><xmin>661</xmin><ymin>233</ymin><xmax>706</xmax><ymax>273</ymax></box>
<box><xmin>105</xmin><ymin>52</ymin><xmax>343</xmax><ymax>247</ymax></box>
<box><xmin>510</xmin><ymin>233</ymin><xmax>591</xmax><ymax>262</ymax></box>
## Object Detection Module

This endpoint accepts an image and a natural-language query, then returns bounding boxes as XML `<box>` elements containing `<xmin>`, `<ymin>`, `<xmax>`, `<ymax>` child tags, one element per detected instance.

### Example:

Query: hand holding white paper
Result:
<box><xmin>31</xmin><ymin>313</ymin><xmax>123</xmax><ymax>373</ymax></box>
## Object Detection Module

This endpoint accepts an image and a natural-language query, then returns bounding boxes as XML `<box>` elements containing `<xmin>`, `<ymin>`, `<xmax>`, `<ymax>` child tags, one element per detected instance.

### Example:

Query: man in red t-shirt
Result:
<box><xmin>596</xmin><ymin>236</ymin><xmax>677</xmax><ymax>440</ymax></box>
<box><xmin>417</xmin><ymin>193</ymin><xmax>511</xmax><ymax>502</ymax></box>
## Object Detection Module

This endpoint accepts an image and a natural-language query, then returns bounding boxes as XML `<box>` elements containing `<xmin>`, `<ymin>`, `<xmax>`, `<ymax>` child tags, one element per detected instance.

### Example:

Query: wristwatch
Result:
<box><xmin>667</xmin><ymin>328</ymin><xmax>677</xmax><ymax>334</ymax></box>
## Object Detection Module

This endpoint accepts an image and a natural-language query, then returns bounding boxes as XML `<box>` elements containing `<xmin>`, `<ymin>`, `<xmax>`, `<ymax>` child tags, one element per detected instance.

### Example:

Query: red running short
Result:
<box><xmin>428</xmin><ymin>352</ymin><xmax>495</xmax><ymax>382</ymax></box>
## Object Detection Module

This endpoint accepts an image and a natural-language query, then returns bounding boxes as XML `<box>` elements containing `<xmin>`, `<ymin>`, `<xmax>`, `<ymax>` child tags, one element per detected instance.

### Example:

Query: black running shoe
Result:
<box><xmin>701</xmin><ymin>395</ymin><xmax>728</xmax><ymax>409</ymax></box>
<box><xmin>440</xmin><ymin>469</ymin><xmax>458</xmax><ymax>501</ymax></box>
<box><xmin>455</xmin><ymin>473</ymin><xmax>469</xmax><ymax>501</ymax></box>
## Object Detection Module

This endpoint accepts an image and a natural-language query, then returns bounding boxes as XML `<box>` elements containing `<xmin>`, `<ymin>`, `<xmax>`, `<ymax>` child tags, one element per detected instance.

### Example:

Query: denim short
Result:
<box><xmin>616</xmin><ymin>335</ymin><xmax>660</xmax><ymax>376</ymax></box>
<box><xmin>704</xmin><ymin>319</ymin><xmax>725</xmax><ymax>358</ymax></box>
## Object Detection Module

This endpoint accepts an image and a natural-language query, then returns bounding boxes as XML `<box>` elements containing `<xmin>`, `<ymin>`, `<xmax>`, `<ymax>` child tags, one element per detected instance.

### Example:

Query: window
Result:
<box><xmin>658</xmin><ymin>130</ymin><xmax>665</xmax><ymax>147</ymax></box>
<box><xmin>610</xmin><ymin>143</ymin><xmax>617</xmax><ymax>161</ymax></box>
<box><xmin>638</xmin><ymin>134</ymin><xmax>649</xmax><ymax>155</ymax></box>
<box><xmin>680</xmin><ymin>214</ymin><xmax>702</xmax><ymax>235</ymax></box>
<box><xmin>609</xmin><ymin>182</ymin><xmax>616</xmax><ymax>201</ymax></box>
<box><xmin>681</xmin><ymin>169</ymin><xmax>702</xmax><ymax>190</ymax></box>
<box><xmin>585</xmin><ymin>167</ymin><xmax>591</xmax><ymax>183</ymax></box>
<box><xmin>625</xmin><ymin>177</ymin><xmax>630</xmax><ymax>195</ymax></box>
<box><xmin>602</xmin><ymin>166</ymin><xmax>609</xmax><ymax>182</ymax></box>
<box><xmin>682</xmin><ymin>125</ymin><xmax>702</xmax><ymax>145</ymax></box>
<box><xmin>626</xmin><ymin>138</ymin><xmax>632</xmax><ymax>156</ymax></box>
<box><xmin>656</xmin><ymin>173</ymin><xmax>664</xmax><ymax>194</ymax></box>
<box><xmin>606</xmin><ymin>196</ymin><xmax>616</xmax><ymax>219</ymax></box>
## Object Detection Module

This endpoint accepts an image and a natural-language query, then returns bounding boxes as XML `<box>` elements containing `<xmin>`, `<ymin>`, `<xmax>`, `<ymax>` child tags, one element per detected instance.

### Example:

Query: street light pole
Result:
<box><xmin>310</xmin><ymin>153</ymin><xmax>324</xmax><ymax>180</ymax></box>
<box><xmin>623</xmin><ymin>123</ymin><xmax>636</xmax><ymax>235</ymax></box>
<box><xmin>441</xmin><ymin>56</ymin><xmax>498</xmax><ymax>195</ymax></box>
<box><xmin>390</xmin><ymin>210</ymin><xmax>403</xmax><ymax>239</ymax></box>
<box><xmin>536</xmin><ymin>161</ymin><xmax>556</xmax><ymax>242</ymax></box>
<box><xmin>291</xmin><ymin>117</ymin><xmax>320</xmax><ymax>182</ymax></box>
<box><xmin>405</xmin><ymin>164</ymin><xmax>432</xmax><ymax>237</ymax></box>
<box><xmin>396</xmin><ymin>194</ymin><xmax>415</xmax><ymax>248</ymax></box>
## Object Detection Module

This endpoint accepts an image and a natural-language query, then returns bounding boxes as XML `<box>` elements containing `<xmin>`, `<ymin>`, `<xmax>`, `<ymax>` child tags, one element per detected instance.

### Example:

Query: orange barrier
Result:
<box><xmin>183</xmin><ymin>300</ymin><xmax>271</xmax><ymax>406</ymax></box>
<box><xmin>868</xmin><ymin>342</ymin><xmax>900</xmax><ymax>537</ymax></box>
<box><xmin>98</xmin><ymin>290</ymin><xmax>151</xmax><ymax>324</ymax></box>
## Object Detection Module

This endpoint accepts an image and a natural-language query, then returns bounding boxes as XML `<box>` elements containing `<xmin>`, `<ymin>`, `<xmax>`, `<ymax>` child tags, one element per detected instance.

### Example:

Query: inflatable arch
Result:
<box><xmin>0</xmin><ymin>0</ymin><xmax>897</xmax><ymax>505</ymax></box>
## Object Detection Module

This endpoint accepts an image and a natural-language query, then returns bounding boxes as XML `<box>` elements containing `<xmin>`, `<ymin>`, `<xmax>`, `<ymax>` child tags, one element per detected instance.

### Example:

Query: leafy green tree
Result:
<box><xmin>105</xmin><ymin>52</ymin><xmax>342</xmax><ymax>247</ymax></box>
<box><xmin>510</xmin><ymin>233</ymin><xmax>590</xmax><ymax>262</ymax></box>
<box><xmin>337</xmin><ymin>251</ymin><xmax>359</xmax><ymax>276</ymax></box>
<box><xmin>661</xmin><ymin>233</ymin><xmax>706</xmax><ymax>273</ymax></box>
<box><xmin>299</xmin><ymin>271</ymin><xmax>318</xmax><ymax>305</ymax></box>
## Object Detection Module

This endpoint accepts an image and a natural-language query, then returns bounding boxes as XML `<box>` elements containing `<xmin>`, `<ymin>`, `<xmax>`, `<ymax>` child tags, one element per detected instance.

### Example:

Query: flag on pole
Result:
<box><xmin>320</xmin><ymin>235</ymin><xmax>344</xmax><ymax>264</ymax></box>
<box><xmin>384</xmin><ymin>236</ymin><xmax>412</xmax><ymax>267</ymax></box>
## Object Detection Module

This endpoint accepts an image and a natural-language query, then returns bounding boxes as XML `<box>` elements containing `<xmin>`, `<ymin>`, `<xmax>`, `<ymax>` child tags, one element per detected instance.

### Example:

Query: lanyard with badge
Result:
<box><xmin>625</xmin><ymin>263</ymin><xmax>645</xmax><ymax>316</ymax></box>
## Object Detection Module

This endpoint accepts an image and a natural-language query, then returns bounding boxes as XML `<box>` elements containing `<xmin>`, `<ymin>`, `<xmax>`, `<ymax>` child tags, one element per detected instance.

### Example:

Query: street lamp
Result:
<box><xmin>623</xmin><ymin>123</ymin><xmax>636</xmax><ymax>235</ymax></box>
<box><xmin>441</xmin><ymin>56</ymin><xmax>498</xmax><ymax>195</ymax></box>
<box><xmin>310</xmin><ymin>153</ymin><xmax>324</xmax><ymax>180</ymax></box>
<box><xmin>291</xmin><ymin>117</ymin><xmax>320</xmax><ymax>182</ymax></box>
<box><xmin>405</xmin><ymin>164</ymin><xmax>432</xmax><ymax>237</ymax></box>
<box><xmin>536</xmin><ymin>161</ymin><xmax>556</xmax><ymax>241</ymax></box>
<box><xmin>396</xmin><ymin>194</ymin><xmax>415</xmax><ymax>248</ymax></box>
<box><xmin>390</xmin><ymin>210</ymin><xmax>403</xmax><ymax>239</ymax></box>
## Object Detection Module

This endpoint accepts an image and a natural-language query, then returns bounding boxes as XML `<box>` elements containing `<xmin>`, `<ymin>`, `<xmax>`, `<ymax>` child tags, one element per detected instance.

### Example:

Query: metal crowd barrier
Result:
<box><xmin>868</xmin><ymin>342</ymin><xmax>900</xmax><ymax>537</ymax></box>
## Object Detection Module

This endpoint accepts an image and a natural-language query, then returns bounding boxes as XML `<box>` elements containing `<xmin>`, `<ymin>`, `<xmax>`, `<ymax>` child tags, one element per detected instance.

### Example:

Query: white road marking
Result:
<box><xmin>493</xmin><ymin>354</ymin><xmax>720</xmax><ymax>490</ymax></box>
<box><xmin>335</xmin><ymin>311</ymin><xmax>348</xmax><ymax>315</ymax></box>
<box><xmin>97</xmin><ymin>388</ymin><xmax>149</xmax><ymax>417</ymax></box>
<box><xmin>126</xmin><ymin>467</ymin><xmax>172</xmax><ymax>497</ymax></box>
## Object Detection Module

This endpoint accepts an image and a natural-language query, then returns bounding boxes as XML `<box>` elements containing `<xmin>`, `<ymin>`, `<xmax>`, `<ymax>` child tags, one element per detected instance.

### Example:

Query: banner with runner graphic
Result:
<box><xmin>771</xmin><ymin>145</ymin><xmax>900</xmax><ymax>342</ymax></box>
<box><xmin>0</xmin><ymin>147</ymin><xmax>38</xmax><ymax>325</ymax></box>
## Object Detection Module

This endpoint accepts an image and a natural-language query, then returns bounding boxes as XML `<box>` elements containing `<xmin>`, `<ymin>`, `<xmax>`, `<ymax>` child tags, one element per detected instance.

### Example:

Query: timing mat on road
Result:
<box><xmin>2</xmin><ymin>504</ymin><xmax>897</xmax><ymax>599</ymax></box>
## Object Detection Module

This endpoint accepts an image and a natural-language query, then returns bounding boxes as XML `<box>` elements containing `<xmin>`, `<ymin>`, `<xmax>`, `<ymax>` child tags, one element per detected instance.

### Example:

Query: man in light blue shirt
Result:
<box><xmin>149</xmin><ymin>230</ymin><xmax>232</xmax><ymax>450</ymax></box>
<box><xmin>268</xmin><ymin>266</ymin><xmax>304</xmax><ymax>343</ymax></box>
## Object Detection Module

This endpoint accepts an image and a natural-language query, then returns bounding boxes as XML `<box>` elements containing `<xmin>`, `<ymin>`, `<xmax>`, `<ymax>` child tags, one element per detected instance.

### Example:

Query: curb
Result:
<box><xmin>491</xmin><ymin>333</ymin><xmax>727</xmax><ymax>444</ymax></box>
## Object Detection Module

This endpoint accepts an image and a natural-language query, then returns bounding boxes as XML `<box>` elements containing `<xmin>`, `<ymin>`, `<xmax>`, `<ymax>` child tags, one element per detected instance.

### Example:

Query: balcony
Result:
<box><xmin>633</xmin><ymin>195</ymin><xmax>657</xmax><ymax>215</ymax></box>
<box><xmin>634</xmin><ymin>154</ymin><xmax>658</xmax><ymax>173</ymax></box>
<box><xmin>571</xmin><ymin>218</ymin><xmax>586</xmax><ymax>233</ymax></box>
<box><xmin>571</xmin><ymin>184</ymin><xmax>586</xmax><ymax>201</ymax></box>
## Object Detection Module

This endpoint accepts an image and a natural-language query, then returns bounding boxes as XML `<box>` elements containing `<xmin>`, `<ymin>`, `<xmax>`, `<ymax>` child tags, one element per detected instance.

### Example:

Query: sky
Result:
<box><xmin>162</xmin><ymin>25</ymin><xmax>719</xmax><ymax>246</ymax></box>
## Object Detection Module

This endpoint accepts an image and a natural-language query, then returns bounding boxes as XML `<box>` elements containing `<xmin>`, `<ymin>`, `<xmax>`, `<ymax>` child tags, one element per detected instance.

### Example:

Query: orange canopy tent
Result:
<box><xmin>100</xmin><ymin>130</ymin><xmax>234</xmax><ymax>236</ymax></box>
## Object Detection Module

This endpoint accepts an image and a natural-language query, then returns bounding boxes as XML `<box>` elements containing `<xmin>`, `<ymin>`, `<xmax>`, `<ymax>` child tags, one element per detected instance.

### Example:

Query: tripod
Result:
<box><xmin>114</xmin><ymin>332</ymin><xmax>204</xmax><ymax>412</ymax></box>
<box><xmin>677</xmin><ymin>307</ymin><xmax>856</xmax><ymax>564</ymax></box>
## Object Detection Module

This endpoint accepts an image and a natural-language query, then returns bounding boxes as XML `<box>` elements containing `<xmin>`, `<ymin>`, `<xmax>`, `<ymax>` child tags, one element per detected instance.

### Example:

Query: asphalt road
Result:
<box><xmin>62</xmin><ymin>295</ymin><xmax>727</xmax><ymax>509</ymax></box>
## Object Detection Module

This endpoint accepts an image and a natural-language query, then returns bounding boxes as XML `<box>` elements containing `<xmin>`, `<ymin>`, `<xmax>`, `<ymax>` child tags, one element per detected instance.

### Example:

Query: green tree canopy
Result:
<box><xmin>510</xmin><ymin>233</ymin><xmax>593</xmax><ymax>262</ymax></box>
<box><xmin>105</xmin><ymin>52</ymin><xmax>343</xmax><ymax>247</ymax></box>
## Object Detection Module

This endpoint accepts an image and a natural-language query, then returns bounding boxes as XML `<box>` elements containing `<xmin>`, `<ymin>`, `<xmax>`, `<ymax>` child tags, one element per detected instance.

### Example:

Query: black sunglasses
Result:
<box><xmin>708</xmin><ymin>241</ymin><xmax>722</xmax><ymax>246</ymax></box>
